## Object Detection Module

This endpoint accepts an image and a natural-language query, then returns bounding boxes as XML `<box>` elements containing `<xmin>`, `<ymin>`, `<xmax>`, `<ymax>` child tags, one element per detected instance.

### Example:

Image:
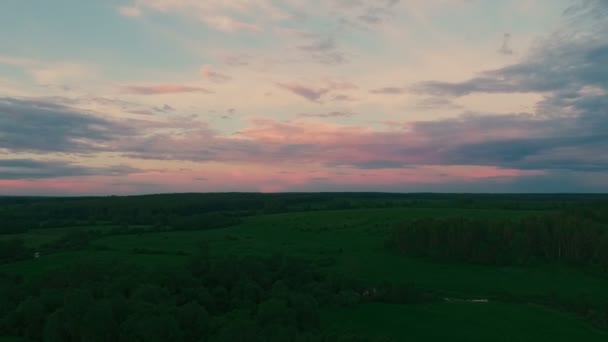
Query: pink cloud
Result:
<box><xmin>128</xmin><ymin>164</ymin><xmax>542</xmax><ymax>194</ymax></box>
<box><xmin>0</xmin><ymin>162</ymin><xmax>545</xmax><ymax>195</ymax></box>
<box><xmin>122</xmin><ymin>85</ymin><xmax>213</xmax><ymax>95</ymax></box>
<box><xmin>0</xmin><ymin>179</ymin><xmax>117</xmax><ymax>196</ymax></box>
<box><xmin>200</xmin><ymin>65</ymin><xmax>232</xmax><ymax>82</ymax></box>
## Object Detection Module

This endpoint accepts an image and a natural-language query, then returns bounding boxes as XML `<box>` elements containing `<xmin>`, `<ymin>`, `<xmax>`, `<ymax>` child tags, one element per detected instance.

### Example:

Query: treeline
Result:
<box><xmin>3</xmin><ymin>193</ymin><xmax>606</xmax><ymax>234</ymax></box>
<box><xmin>0</xmin><ymin>248</ymin><xmax>431</xmax><ymax>342</ymax></box>
<box><xmin>388</xmin><ymin>213</ymin><xmax>608</xmax><ymax>329</ymax></box>
<box><xmin>388</xmin><ymin>214</ymin><xmax>608</xmax><ymax>268</ymax></box>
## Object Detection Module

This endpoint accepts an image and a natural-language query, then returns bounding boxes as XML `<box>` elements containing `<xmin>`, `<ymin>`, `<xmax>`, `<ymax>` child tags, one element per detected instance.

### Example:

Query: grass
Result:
<box><xmin>2</xmin><ymin>206</ymin><xmax>608</xmax><ymax>341</ymax></box>
<box><xmin>93</xmin><ymin>207</ymin><xmax>608</xmax><ymax>303</ymax></box>
<box><xmin>0</xmin><ymin>249</ymin><xmax>186</xmax><ymax>277</ymax></box>
<box><xmin>323</xmin><ymin>302</ymin><xmax>608</xmax><ymax>341</ymax></box>
<box><xmin>0</xmin><ymin>225</ymin><xmax>146</xmax><ymax>248</ymax></box>
<box><xmin>6</xmin><ymin>207</ymin><xmax>607</xmax><ymax>302</ymax></box>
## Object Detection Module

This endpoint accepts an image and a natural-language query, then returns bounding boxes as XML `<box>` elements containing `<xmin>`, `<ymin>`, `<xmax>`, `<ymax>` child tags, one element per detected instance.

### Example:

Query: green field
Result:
<box><xmin>2</xmin><ymin>199</ymin><xmax>608</xmax><ymax>341</ymax></box>
<box><xmin>0</xmin><ymin>225</ymin><xmax>151</xmax><ymax>248</ymax></box>
<box><xmin>85</xmin><ymin>208</ymin><xmax>608</xmax><ymax>304</ymax></box>
<box><xmin>323</xmin><ymin>302</ymin><xmax>607</xmax><ymax>341</ymax></box>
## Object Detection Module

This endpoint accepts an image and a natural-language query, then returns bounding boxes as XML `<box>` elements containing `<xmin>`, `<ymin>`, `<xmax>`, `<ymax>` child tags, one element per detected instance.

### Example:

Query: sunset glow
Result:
<box><xmin>1</xmin><ymin>0</ymin><xmax>606</xmax><ymax>194</ymax></box>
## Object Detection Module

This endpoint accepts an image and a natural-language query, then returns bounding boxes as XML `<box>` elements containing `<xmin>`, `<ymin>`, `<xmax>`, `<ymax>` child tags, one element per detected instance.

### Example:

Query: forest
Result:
<box><xmin>1</xmin><ymin>193</ymin><xmax>608</xmax><ymax>341</ymax></box>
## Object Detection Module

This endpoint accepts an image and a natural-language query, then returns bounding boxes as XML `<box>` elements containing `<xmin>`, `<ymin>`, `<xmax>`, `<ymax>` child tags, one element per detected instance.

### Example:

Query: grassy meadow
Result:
<box><xmin>1</xmin><ymin>194</ymin><xmax>608</xmax><ymax>341</ymax></box>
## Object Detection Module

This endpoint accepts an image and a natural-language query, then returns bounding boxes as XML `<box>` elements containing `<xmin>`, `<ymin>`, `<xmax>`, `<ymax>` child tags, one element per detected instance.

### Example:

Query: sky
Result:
<box><xmin>0</xmin><ymin>0</ymin><xmax>607</xmax><ymax>195</ymax></box>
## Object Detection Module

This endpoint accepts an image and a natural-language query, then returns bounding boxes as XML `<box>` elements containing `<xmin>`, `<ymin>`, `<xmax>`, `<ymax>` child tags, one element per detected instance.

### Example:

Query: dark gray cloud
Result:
<box><xmin>0</xmin><ymin>97</ymin><xmax>131</xmax><ymax>153</ymax></box>
<box><xmin>0</xmin><ymin>159</ymin><xmax>138</xmax><ymax>180</ymax></box>
<box><xmin>276</xmin><ymin>82</ymin><xmax>329</xmax><ymax>102</ymax></box>
<box><xmin>286</xmin><ymin>169</ymin><xmax>608</xmax><ymax>193</ymax></box>
<box><xmin>406</xmin><ymin>0</ymin><xmax>608</xmax><ymax>173</ymax></box>
<box><xmin>412</xmin><ymin>5</ymin><xmax>608</xmax><ymax>98</ymax></box>
<box><xmin>444</xmin><ymin>134</ymin><xmax>608</xmax><ymax>171</ymax></box>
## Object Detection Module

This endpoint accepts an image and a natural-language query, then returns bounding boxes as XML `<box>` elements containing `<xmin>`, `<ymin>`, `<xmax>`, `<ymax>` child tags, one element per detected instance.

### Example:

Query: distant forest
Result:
<box><xmin>2</xmin><ymin>192</ymin><xmax>607</xmax><ymax>234</ymax></box>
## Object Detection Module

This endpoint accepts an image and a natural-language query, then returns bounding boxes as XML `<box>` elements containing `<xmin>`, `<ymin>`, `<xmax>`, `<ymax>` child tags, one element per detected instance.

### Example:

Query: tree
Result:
<box><xmin>177</xmin><ymin>301</ymin><xmax>210</xmax><ymax>342</ymax></box>
<box><xmin>63</xmin><ymin>289</ymin><xmax>95</xmax><ymax>340</ymax></box>
<box><xmin>122</xmin><ymin>313</ymin><xmax>183</xmax><ymax>342</ymax></box>
<box><xmin>43</xmin><ymin>309</ymin><xmax>68</xmax><ymax>342</ymax></box>
<box><xmin>80</xmin><ymin>300</ymin><xmax>119</xmax><ymax>342</ymax></box>
<box><xmin>15</xmin><ymin>297</ymin><xmax>46</xmax><ymax>340</ymax></box>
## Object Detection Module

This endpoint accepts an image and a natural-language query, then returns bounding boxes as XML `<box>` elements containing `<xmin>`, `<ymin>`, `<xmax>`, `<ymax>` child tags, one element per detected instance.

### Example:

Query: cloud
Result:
<box><xmin>220</xmin><ymin>53</ymin><xmax>253</xmax><ymax>66</ymax></box>
<box><xmin>200</xmin><ymin>65</ymin><xmax>232</xmax><ymax>82</ymax></box>
<box><xmin>158</xmin><ymin>104</ymin><xmax>175</xmax><ymax>111</ymax></box>
<box><xmin>133</xmin><ymin>0</ymin><xmax>290</xmax><ymax>21</ymax></box>
<box><xmin>332</xmin><ymin>160</ymin><xmax>408</xmax><ymax>169</ymax></box>
<box><xmin>498</xmin><ymin>33</ymin><xmax>514</xmax><ymax>55</ymax></box>
<box><xmin>357</xmin><ymin>0</ymin><xmax>400</xmax><ymax>25</ymax></box>
<box><xmin>412</xmin><ymin>6</ymin><xmax>608</xmax><ymax>98</ymax></box>
<box><xmin>4</xmin><ymin>0</ymin><xmax>607</xmax><ymax>193</ymax></box>
<box><xmin>203</xmin><ymin>16</ymin><xmax>262</xmax><ymax>32</ymax></box>
<box><xmin>276</xmin><ymin>27</ymin><xmax>318</xmax><ymax>39</ymax></box>
<box><xmin>332</xmin><ymin>94</ymin><xmax>357</xmax><ymax>102</ymax></box>
<box><xmin>276</xmin><ymin>82</ymin><xmax>330</xmax><ymax>102</ymax></box>
<box><xmin>274</xmin><ymin>26</ymin><xmax>351</xmax><ymax>65</ymax></box>
<box><xmin>0</xmin><ymin>159</ymin><xmax>139</xmax><ymax>180</ymax></box>
<box><xmin>122</xmin><ymin>85</ymin><xmax>212</xmax><ymax>95</ymax></box>
<box><xmin>117</xmin><ymin>108</ymin><xmax>608</xmax><ymax>174</ymax></box>
<box><xmin>0</xmin><ymin>55</ymin><xmax>36</xmax><ymax>67</ymax></box>
<box><xmin>276</xmin><ymin>78</ymin><xmax>358</xmax><ymax>103</ymax></box>
<box><xmin>118</xmin><ymin>6</ymin><xmax>142</xmax><ymax>17</ymax></box>
<box><xmin>412</xmin><ymin>113</ymin><xmax>608</xmax><ymax>172</ymax></box>
<box><xmin>331</xmin><ymin>0</ymin><xmax>401</xmax><ymax>28</ymax></box>
<box><xmin>369</xmin><ymin>86</ymin><xmax>406</xmax><ymax>94</ymax></box>
<box><xmin>296</xmin><ymin>35</ymin><xmax>349</xmax><ymax>65</ymax></box>
<box><xmin>411</xmin><ymin>97</ymin><xmax>463</xmax><ymax>110</ymax></box>
<box><xmin>298</xmin><ymin>111</ymin><xmax>355</xmax><ymax>118</ymax></box>
<box><xmin>402</xmin><ymin>0</ymin><xmax>608</xmax><ymax>175</ymax></box>
<box><xmin>28</xmin><ymin>63</ymin><xmax>100</xmax><ymax>86</ymax></box>
<box><xmin>0</xmin><ymin>97</ymin><xmax>131</xmax><ymax>153</ymax></box>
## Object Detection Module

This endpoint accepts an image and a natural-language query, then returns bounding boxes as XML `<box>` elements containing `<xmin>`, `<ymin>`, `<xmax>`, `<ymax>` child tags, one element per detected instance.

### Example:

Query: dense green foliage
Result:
<box><xmin>0</xmin><ymin>248</ymin><xmax>427</xmax><ymax>342</ymax></box>
<box><xmin>389</xmin><ymin>214</ymin><xmax>608</xmax><ymax>268</ymax></box>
